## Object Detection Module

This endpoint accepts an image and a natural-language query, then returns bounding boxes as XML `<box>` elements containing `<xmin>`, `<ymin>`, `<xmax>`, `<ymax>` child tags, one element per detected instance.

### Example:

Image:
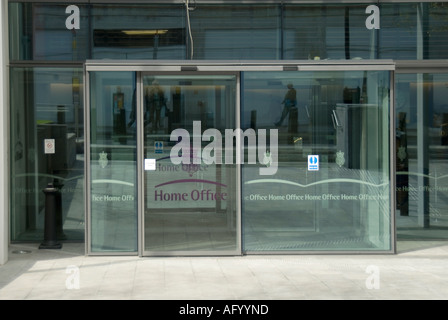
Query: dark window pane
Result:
<box><xmin>91</xmin><ymin>4</ymin><xmax>185</xmax><ymax>60</ymax></box>
<box><xmin>10</xmin><ymin>67</ymin><xmax>84</xmax><ymax>242</ymax></box>
<box><xmin>9</xmin><ymin>3</ymin><xmax>89</xmax><ymax>61</ymax></box>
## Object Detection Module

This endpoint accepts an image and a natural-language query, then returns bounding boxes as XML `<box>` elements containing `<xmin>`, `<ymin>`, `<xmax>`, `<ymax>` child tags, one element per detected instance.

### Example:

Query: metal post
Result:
<box><xmin>53</xmin><ymin>179</ymin><xmax>67</xmax><ymax>240</ymax></box>
<box><xmin>39</xmin><ymin>183</ymin><xmax>62</xmax><ymax>249</ymax></box>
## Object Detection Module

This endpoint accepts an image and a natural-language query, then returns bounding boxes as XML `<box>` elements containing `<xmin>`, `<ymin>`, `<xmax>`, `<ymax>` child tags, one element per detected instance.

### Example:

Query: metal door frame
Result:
<box><xmin>139</xmin><ymin>71</ymin><xmax>241</xmax><ymax>256</ymax></box>
<box><xmin>84</xmin><ymin>60</ymin><xmax>396</xmax><ymax>256</ymax></box>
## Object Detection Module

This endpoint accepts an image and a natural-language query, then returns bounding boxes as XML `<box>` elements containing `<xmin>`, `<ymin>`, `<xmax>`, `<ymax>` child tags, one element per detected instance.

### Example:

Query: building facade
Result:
<box><xmin>2</xmin><ymin>0</ymin><xmax>448</xmax><ymax>262</ymax></box>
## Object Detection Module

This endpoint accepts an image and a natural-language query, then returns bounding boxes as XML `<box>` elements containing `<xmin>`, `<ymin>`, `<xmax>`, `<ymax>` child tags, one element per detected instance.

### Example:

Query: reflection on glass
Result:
<box><xmin>284</xmin><ymin>4</ymin><xmax>377</xmax><ymax>60</ymax></box>
<box><xmin>9</xmin><ymin>3</ymin><xmax>448</xmax><ymax>63</ymax></box>
<box><xmin>143</xmin><ymin>74</ymin><xmax>238</xmax><ymax>254</ymax></box>
<box><xmin>242</xmin><ymin>70</ymin><xmax>392</xmax><ymax>251</ymax></box>
<box><xmin>10</xmin><ymin>67</ymin><xmax>84</xmax><ymax>242</ymax></box>
<box><xmin>395</xmin><ymin>73</ymin><xmax>448</xmax><ymax>240</ymax></box>
<box><xmin>190</xmin><ymin>5</ymin><xmax>280</xmax><ymax>59</ymax></box>
<box><xmin>9</xmin><ymin>3</ymin><xmax>89</xmax><ymax>61</ymax></box>
<box><xmin>91</xmin><ymin>4</ymin><xmax>185</xmax><ymax>60</ymax></box>
<box><xmin>89</xmin><ymin>71</ymin><xmax>137</xmax><ymax>252</ymax></box>
<box><xmin>380</xmin><ymin>3</ymin><xmax>448</xmax><ymax>60</ymax></box>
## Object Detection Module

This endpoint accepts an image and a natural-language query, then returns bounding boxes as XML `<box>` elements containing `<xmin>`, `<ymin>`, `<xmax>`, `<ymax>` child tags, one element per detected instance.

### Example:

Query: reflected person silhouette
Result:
<box><xmin>145</xmin><ymin>80</ymin><xmax>167</xmax><ymax>133</ymax></box>
<box><xmin>275</xmin><ymin>83</ymin><xmax>297</xmax><ymax>127</ymax></box>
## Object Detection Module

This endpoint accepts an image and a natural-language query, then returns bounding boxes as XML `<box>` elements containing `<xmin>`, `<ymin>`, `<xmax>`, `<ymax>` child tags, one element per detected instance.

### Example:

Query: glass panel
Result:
<box><xmin>143</xmin><ymin>74</ymin><xmax>238</xmax><ymax>254</ymax></box>
<box><xmin>89</xmin><ymin>71</ymin><xmax>137</xmax><ymax>253</ymax></box>
<box><xmin>10</xmin><ymin>67</ymin><xmax>84</xmax><ymax>242</ymax></box>
<box><xmin>8</xmin><ymin>3</ymin><xmax>89</xmax><ymax>61</ymax></box>
<box><xmin>380</xmin><ymin>3</ymin><xmax>418</xmax><ymax>60</ymax></box>
<box><xmin>427</xmin><ymin>3</ymin><xmax>448</xmax><ymax>59</ymax></box>
<box><xmin>9</xmin><ymin>3</ymin><xmax>448</xmax><ymax>63</ymax></box>
<box><xmin>242</xmin><ymin>70</ymin><xmax>392</xmax><ymax>252</ymax></box>
<box><xmin>191</xmin><ymin>5</ymin><xmax>280</xmax><ymax>60</ymax></box>
<box><xmin>380</xmin><ymin>3</ymin><xmax>448</xmax><ymax>60</ymax></box>
<box><xmin>91</xmin><ymin>4</ymin><xmax>185</xmax><ymax>60</ymax></box>
<box><xmin>284</xmin><ymin>4</ymin><xmax>377</xmax><ymax>60</ymax></box>
<box><xmin>396</xmin><ymin>73</ymin><xmax>448</xmax><ymax>240</ymax></box>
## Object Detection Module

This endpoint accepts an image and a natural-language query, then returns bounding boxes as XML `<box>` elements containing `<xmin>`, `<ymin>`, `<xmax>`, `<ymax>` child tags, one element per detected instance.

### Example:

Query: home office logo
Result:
<box><xmin>99</xmin><ymin>151</ymin><xmax>108</xmax><ymax>169</ymax></box>
<box><xmin>336</xmin><ymin>150</ymin><xmax>345</xmax><ymax>168</ymax></box>
<box><xmin>170</xmin><ymin>121</ymin><xmax>278</xmax><ymax>175</ymax></box>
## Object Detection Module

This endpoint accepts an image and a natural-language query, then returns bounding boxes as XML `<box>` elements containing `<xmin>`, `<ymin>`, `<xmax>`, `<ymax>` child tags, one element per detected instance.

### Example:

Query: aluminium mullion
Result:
<box><xmin>84</xmin><ymin>67</ymin><xmax>91</xmax><ymax>255</ymax></box>
<box><xmin>137</xmin><ymin>71</ymin><xmax>144</xmax><ymax>257</ymax></box>
<box><xmin>390</xmin><ymin>69</ymin><xmax>397</xmax><ymax>254</ymax></box>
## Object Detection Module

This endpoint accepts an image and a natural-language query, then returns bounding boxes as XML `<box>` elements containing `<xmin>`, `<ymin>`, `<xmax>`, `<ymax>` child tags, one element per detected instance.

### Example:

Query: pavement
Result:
<box><xmin>0</xmin><ymin>241</ymin><xmax>448</xmax><ymax>300</ymax></box>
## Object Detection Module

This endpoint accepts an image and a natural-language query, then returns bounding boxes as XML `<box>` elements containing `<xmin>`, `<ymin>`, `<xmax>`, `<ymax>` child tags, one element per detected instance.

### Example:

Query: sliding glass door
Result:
<box><xmin>87</xmin><ymin>71</ymin><xmax>138</xmax><ymax>254</ymax></box>
<box><xmin>241</xmin><ymin>69</ymin><xmax>394</xmax><ymax>252</ymax></box>
<box><xmin>141</xmin><ymin>73</ymin><xmax>240</xmax><ymax>256</ymax></box>
<box><xmin>85</xmin><ymin>62</ymin><xmax>394</xmax><ymax>255</ymax></box>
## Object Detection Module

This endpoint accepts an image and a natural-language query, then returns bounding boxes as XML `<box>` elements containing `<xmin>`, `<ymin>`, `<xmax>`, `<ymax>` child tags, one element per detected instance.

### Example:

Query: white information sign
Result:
<box><xmin>44</xmin><ymin>139</ymin><xmax>55</xmax><ymax>154</ymax></box>
<box><xmin>308</xmin><ymin>155</ymin><xmax>319</xmax><ymax>171</ymax></box>
<box><xmin>145</xmin><ymin>159</ymin><xmax>156</xmax><ymax>171</ymax></box>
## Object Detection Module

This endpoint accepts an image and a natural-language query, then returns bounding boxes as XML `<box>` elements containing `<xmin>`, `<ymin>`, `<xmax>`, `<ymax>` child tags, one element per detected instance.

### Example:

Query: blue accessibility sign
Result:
<box><xmin>308</xmin><ymin>155</ymin><xmax>319</xmax><ymax>171</ymax></box>
<box><xmin>155</xmin><ymin>141</ymin><xmax>164</xmax><ymax>154</ymax></box>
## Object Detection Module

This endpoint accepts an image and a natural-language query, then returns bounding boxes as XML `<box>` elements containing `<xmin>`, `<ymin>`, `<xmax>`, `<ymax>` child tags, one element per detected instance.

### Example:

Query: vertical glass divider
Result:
<box><xmin>84</xmin><ymin>67</ymin><xmax>91</xmax><ymax>255</ymax></box>
<box><xmin>390</xmin><ymin>70</ymin><xmax>397</xmax><ymax>253</ymax></box>
<box><xmin>236</xmin><ymin>72</ymin><xmax>242</xmax><ymax>255</ymax></box>
<box><xmin>137</xmin><ymin>71</ymin><xmax>144</xmax><ymax>256</ymax></box>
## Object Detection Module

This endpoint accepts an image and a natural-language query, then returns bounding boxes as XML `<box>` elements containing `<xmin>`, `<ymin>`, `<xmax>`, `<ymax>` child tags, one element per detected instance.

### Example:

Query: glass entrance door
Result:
<box><xmin>86</xmin><ymin>61</ymin><xmax>394</xmax><ymax>256</ymax></box>
<box><xmin>141</xmin><ymin>73</ymin><xmax>240</xmax><ymax>256</ymax></box>
<box><xmin>241</xmin><ymin>69</ymin><xmax>394</xmax><ymax>252</ymax></box>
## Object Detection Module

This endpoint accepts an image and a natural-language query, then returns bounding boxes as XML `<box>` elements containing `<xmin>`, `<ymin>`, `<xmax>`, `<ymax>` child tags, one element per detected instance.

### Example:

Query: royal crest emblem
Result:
<box><xmin>99</xmin><ymin>151</ymin><xmax>108</xmax><ymax>168</ymax></box>
<box><xmin>397</xmin><ymin>146</ymin><xmax>407</xmax><ymax>162</ymax></box>
<box><xmin>262</xmin><ymin>151</ymin><xmax>273</xmax><ymax>167</ymax></box>
<box><xmin>336</xmin><ymin>150</ymin><xmax>345</xmax><ymax>167</ymax></box>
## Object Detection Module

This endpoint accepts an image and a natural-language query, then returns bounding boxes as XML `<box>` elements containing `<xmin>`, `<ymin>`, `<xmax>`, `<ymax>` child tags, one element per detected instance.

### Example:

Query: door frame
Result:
<box><xmin>139</xmin><ymin>71</ymin><xmax>241</xmax><ymax>256</ymax></box>
<box><xmin>84</xmin><ymin>60</ymin><xmax>396</xmax><ymax>256</ymax></box>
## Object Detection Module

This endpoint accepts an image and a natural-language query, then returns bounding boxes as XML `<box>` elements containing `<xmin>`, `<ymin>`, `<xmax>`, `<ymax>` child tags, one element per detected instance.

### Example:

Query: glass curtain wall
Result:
<box><xmin>283</xmin><ymin>4</ymin><xmax>378</xmax><ymax>60</ymax></box>
<box><xmin>395</xmin><ymin>72</ymin><xmax>448</xmax><ymax>240</ymax></box>
<box><xmin>8</xmin><ymin>1</ymin><xmax>448</xmax><ymax>248</ymax></box>
<box><xmin>8</xmin><ymin>2</ymin><xmax>89</xmax><ymax>61</ymax></box>
<box><xmin>8</xmin><ymin>2</ymin><xmax>186</xmax><ymax>61</ymax></box>
<box><xmin>380</xmin><ymin>3</ymin><xmax>448</xmax><ymax>59</ymax></box>
<box><xmin>10</xmin><ymin>67</ymin><xmax>84</xmax><ymax>242</ymax></box>
<box><xmin>242</xmin><ymin>69</ymin><xmax>392</xmax><ymax>252</ymax></box>
<box><xmin>8</xmin><ymin>2</ymin><xmax>448</xmax><ymax>62</ymax></box>
<box><xmin>189</xmin><ymin>4</ymin><xmax>281</xmax><ymax>60</ymax></box>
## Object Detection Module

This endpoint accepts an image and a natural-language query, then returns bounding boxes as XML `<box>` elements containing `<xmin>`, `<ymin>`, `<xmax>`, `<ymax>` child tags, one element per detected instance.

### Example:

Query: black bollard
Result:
<box><xmin>39</xmin><ymin>183</ymin><xmax>62</xmax><ymax>249</ymax></box>
<box><xmin>53</xmin><ymin>179</ymin><xmax>67</xmax><ymax>240</ymax></box>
